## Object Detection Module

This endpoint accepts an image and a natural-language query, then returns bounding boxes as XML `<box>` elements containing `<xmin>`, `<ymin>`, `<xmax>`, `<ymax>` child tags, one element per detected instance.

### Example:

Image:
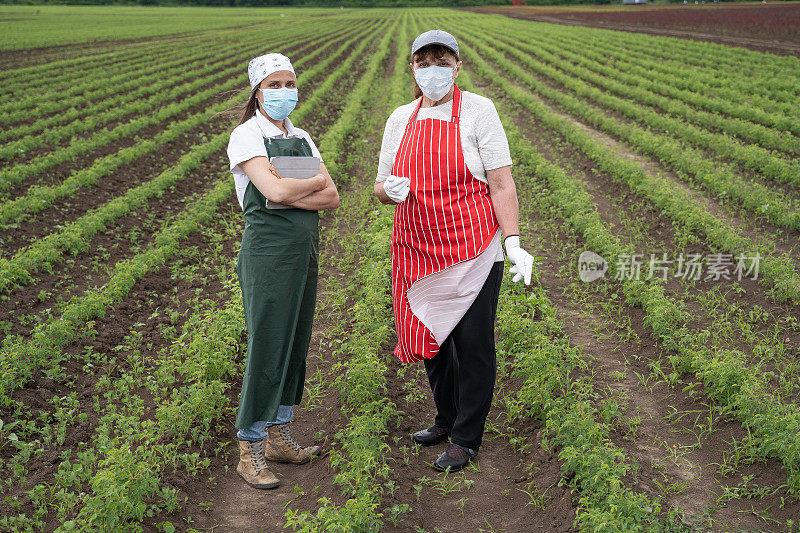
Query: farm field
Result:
<box><xmin>469</xmin><ymin>2</ymin><xmax>800</xmax><ymax>56</ymax></box>
<box><xmin>1</xmin><ymin>5</ymin><xmax>800</xmax><ymax>532</ymax></box>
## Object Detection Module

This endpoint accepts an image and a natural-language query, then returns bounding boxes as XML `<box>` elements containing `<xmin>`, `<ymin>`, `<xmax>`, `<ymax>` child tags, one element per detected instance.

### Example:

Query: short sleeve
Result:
<box><xmin>376</xmin><ymin>107</ymin><xmax>406</xmax><ymax>182</ymax></box>
<box><xmin>227</xmin><ymin>125</ymin><xmax>268</xmax><ymax>172</ymax></box>
<box><xmin>476</xmin><ymin>100</ymin><xmax>512</xmax><ymax>171</ymax></box>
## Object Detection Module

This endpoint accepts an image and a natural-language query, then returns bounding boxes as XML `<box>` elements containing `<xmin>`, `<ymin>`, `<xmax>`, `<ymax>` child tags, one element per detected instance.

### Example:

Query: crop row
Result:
<box><xmin>433</xmin><ymin>62</ymin><xmax>683</xmax><ymax>530</ymax></box>
<box><xmin>0</xmin><ymin>22</ymin><xmax>379</xmax><ymax>229</ymax></box>
<box><xmin>456</xmin><ymin>24</ymin><xmax>800</xmax><ymax>227</ymax></box>
<box><xmin>552</xmin><ymin>20</ymin><xmax>800</xmax><ymax>86</ymax></box>
<box><xmin>62</xmin><ymin>14</ymin><xmax>406</xmax><ymax>530</ymax></box>
<box><xmin>493</xmin><ymin>24</ymin><xmax>800</xmax><ymax>180</ymax></box>
<box><xmin>0</xmin><ymin>19</ymin><xmax>365</xmax><ymax>142</ymax></box>
<box><xmin>496</xmin><ymin>227</ymin><xmax>677</xmax><ymax>530</ymax></box>
<box><xmin>456</xmin><ymin>30</ymin><xmax>800</xmax><ymax>304</ymax></box>
<box><xmin>523</xmin><ymin>19</ymin><xmax>800</xmax><ymax>107</ymax></box>
<box><xmin>0</xmin><ymin>18</ymin><xmax>380</xmax><ymax>293</ymax></box>
<box><xmin>0</xmin><ymin>37</ymin><xmax>225</xmax><ymax>116</ymax></box>
<box><xmin>0</xmin><ymin>21</ymin><xmax>367</xmax><ymax>160</ymax></box>
<box><xmin>286</xmin><ymin>14</ymin><xmax>410</xmax><ymax>532</ymax></box>
<box><xmin>453</xmin><ymin>53</ymin><xmax>800</xmax><ymax>497</ymax></box>
<box><xmin>0</xmin><ymin>17</ymin><xmax>356</xmax><ymax>125</ymax></box>
<box><xmin>0</xmin><ymin>10</ymin><xmax>383</xmax><ymax>526</ymax></box>
<box><xmin>514</xmin><ymin>27</ymin><xmax>800</xmax><ymax>148</ymax></box>
<box><xmin>0</xmin><ymin>174</ymin><xmax>232</xmax><ymax>408</ymax></box>
<box><xmin>71</xmin><ymin>256</ymin><xmax>246</xmax><ymax>531</ymax></box>
<box><xmin>0</xmin><ymin>40</ymin><xmax>191</xmax><ymax>104</ymax></box>
<box><xmin>0</xmin><ymin>187</ymin><xmax>238</xmax><ymax>531</ymax></box>
<box><xmin>0</xmin><ymin>26</ymin><xmax>223</xmax><ymax>87</ymax></box>
<box><xmin>526</xmin><ymin>29</ymin><xmax>800</xmax><ymax>137</ymax></box>
<box><xmin>0</xmin><ymin>12</ymin><xmax>331</xmax><ymax>101</ymax></box>
<box><xmin>0</xmin><ymin>19</ymin><xmax>358</xmax><ymax>176</ymax></box>
<box><xmin>0</xmin><ymin>19</ymin><xmax>383</xmax><ymax>295</ymax></box>
<box><xmin>294</xmin><ymin>13</ymin><xmax>672</xmax><ymax>530</ymax></box>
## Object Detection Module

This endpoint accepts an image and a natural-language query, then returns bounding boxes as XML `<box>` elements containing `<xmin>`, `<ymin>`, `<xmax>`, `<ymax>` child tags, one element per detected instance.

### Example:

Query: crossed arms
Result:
<box><xmin>239</xmin><ymin>156</ymin><xmax>340</xmax><ymax>211</ymax></box>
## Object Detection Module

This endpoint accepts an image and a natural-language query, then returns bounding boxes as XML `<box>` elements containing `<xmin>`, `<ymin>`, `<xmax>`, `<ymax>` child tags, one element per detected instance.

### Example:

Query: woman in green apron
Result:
<box><xmin>226</xmin><ymin>52</ymin><xmax>339</xmax><ymax>490</ymax></box>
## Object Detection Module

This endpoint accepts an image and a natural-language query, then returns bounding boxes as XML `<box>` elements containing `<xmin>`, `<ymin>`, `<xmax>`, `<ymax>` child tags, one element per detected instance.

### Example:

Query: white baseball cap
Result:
<box><xmin>248</xmin><ymin>53</ymin><xmax>295</xmax><ymax>90</ymax></box>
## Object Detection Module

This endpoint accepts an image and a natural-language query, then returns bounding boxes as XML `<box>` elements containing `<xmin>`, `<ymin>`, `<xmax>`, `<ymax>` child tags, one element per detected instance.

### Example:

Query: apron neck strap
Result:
<box><xmin>450</xmin><ymin>85</ymin><xmax>462</xmax><ymax>125</ymax></box>
<box><xmin>408</xmin><ymin>95</ymin><xmax>424</xmax><ymax>124</ymax></box>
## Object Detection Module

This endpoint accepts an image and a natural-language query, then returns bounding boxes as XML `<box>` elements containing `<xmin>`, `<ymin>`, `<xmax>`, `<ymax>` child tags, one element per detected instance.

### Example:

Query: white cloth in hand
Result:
<box><xmin>383</xmin><ymin>174</ymin><xmax>410</xmax><ymax>203</ymax></box>
<box><xmin>504</xmin><ymin>235</ymin><xmax>534</xmax><ymax>285</ymax></box>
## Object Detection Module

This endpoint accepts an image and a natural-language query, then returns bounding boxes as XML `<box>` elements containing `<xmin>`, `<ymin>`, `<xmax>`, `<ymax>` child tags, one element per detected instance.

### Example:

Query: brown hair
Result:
<box><xmin>410</xmin><ymin>44</ymin><xmax>460</xmax><ymax>99</ymax></box>
<box><xmin>218</xmin><ymin>86</ymin><xmax>260</xmax><ymax>126</ymax></box>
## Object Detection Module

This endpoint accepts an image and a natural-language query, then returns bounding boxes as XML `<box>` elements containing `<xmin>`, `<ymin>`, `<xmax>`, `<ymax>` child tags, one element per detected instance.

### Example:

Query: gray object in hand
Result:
<box><xmin>266</xmin><ymin>156</ymin><xmax>321</xmax><ymax>210</ymax></box>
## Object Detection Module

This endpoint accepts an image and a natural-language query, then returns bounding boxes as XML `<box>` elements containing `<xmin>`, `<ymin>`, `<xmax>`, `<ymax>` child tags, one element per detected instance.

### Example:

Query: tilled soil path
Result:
<box><xmin>463</xmin><ymin>7</ymin><xmax>800</xmax><ymax>57</ymax></box>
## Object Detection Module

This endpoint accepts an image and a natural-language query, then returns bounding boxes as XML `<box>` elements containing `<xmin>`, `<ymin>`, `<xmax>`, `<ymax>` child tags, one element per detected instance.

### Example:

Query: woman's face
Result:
<box><xmin>257</xmin><ymin>70</ymin><xmax>297</xmax><ymax>104</ymax></box>
<box><xmin>411</xmin><ymin>50</ymin><xmax>461</xmax><ymax>77</ymax></box>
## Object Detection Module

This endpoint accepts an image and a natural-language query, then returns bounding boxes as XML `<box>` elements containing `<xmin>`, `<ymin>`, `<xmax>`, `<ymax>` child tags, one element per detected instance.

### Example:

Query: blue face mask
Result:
<box><xmin>260</xmin><ymin>87</ymin><xmax>298</xmax><ymax>120</ymax></box>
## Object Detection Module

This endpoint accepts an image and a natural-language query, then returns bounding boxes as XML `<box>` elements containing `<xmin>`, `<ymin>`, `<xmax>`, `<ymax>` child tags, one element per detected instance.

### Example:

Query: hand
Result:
<box><xmin>383</xmin><ymin>174</ymin><xmax>410</xmax><ymax>203</ymax></box>
<box><xmin>504</xmin><ymin>235</ymin><xmax>534</xmax><ymax>285</ymax></box>
<box><xmin>269</xmin><ymin>164</ymin><xmax>282</xmax><ymax>179</ymax></box>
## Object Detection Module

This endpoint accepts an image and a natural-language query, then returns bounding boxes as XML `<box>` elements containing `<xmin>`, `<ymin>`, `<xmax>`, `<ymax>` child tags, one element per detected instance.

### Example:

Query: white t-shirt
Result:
<box><xmin>226</xmin><ymin>111</ymin><xmax>323</xmax><ymax>210</ymax></box>
<box><xmin>376</xmin><ymin>91</ymin><xmax>512</xmax><ymax>185</ymax></box>
<box><xmin>376</xmin><ymin>91</ymin><xmax>511</xmax><ymax>261</ymax></box>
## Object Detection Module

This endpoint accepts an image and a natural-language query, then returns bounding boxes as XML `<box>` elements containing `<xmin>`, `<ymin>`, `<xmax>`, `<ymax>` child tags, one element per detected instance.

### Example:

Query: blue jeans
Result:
<box><xmin>237</xmin><ymin>404</ymin><xmax>293</xmax><ymax>442</ymax></box>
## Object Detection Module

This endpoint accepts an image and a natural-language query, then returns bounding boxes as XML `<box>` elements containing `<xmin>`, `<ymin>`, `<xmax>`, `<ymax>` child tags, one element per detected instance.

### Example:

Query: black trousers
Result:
<box><xmin>423</xmin><ymin>260</ymin><xmax>504</xmax><ymax>450</ymax></box>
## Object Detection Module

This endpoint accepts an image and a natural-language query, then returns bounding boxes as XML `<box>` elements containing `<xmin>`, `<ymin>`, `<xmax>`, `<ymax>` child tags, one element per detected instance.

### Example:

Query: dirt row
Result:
<box><xmin>0</xmin><ymin>27</ymin><xmax>389</xmax><ymax>532</ymax></box>
<box><xmin>0</xmin><ymin>27</ymin><xmax>355</xmax><ymax>208</ymax></box>
<box><xmin>0</xmin><ymin>20</ymin><xmax>285</xmax><ymax>72</ymax></box>
<box><xmin>463</xmin><ymin>7</ymin><xmax>800</xmax><ymax>57</ymax></box>
<box><xmin>164</xmin><ymin>26</ymin><xmax>800</xmax><ymax>532</ymax></box>
<box><xmin>472</xmin><ymin>34</ymin><xmax>800</xmax><ymax>273</ymax></box>
<box><xmin>154</xmin><ymin>41</ymin><xmax>580</xmax><ymax>533</ymax></box>
<box><xmin>0</xmin><ymin>206</ymin><xmax>235</xmax><ymax>528</ymax></box>
<box><xmin>0</xmin><ymin>29</ymin><xmax>378</xmax><ymax>342</ymax></box>
<box><xmin>473</xmin><ymin>37</ymin><xmax>800</xmax><ymax>317</ymax></box>
<box><xmin>471</xmin><ymin>52</ymin><xmax>800</xmax><ymax>531</ymax></box>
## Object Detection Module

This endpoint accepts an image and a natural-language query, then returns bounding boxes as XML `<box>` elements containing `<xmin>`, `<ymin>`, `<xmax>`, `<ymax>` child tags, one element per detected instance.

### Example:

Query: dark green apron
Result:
<box><xmin>235</xmin><ymin>135</ymin><xmax>319</xmax><ymax>430</ymax></box>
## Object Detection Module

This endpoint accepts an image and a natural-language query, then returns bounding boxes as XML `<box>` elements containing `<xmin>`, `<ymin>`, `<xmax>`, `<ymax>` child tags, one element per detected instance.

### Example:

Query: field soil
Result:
<box><xmin>465</xmin><ymin>4</ymin><xmax>800</xmax><ymax>56</ymax></box>
<box><xmin>3</xmin><ymin>6</ymin><xmax>800</xmax><ymax>532</ymax></box>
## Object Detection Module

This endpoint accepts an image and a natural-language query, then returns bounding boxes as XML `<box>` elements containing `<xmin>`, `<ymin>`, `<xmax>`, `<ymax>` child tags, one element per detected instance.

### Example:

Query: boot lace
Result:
<box><xmin>277</xmin><ymin>423</ymin><xmax>303</xmax><ymax>453</ymax></box>
<box><xmin>248</xmin><ymin>439</ymin><xmax>269</xmax><ymax>471</ymax></box>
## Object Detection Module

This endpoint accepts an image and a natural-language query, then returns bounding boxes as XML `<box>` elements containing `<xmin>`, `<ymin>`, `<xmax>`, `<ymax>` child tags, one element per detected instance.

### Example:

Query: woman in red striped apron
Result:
<box><xmin>374</xmin><ymin>30</ymin><xmax>534</xmax><ymax>472</ymax></box>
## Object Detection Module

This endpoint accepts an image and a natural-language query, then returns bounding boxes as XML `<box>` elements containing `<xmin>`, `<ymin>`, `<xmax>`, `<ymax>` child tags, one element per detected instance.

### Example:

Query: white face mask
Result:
<box><xmin>414</xmin><ymin>65</ymin><xmax>455</xmax><ymax>101</ymax></box>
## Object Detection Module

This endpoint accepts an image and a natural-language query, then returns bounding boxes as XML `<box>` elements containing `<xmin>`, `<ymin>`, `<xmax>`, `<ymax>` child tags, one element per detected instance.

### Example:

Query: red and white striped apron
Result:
<box><xmin>390</xmin><ymin>85</ymin><xmax>500</xmax><ymax>363</ymax></box>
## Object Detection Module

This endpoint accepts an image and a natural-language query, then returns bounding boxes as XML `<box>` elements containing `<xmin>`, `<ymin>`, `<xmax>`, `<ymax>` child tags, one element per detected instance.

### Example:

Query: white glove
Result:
<box><xmin>383</xmin><ymin>174</ymin><xmax>410</xmax><ymax>203</ymax></box>
<box><xmin>504</xmin><ymin>235</ymin><xmax>534</xmax><ymax>285</ymax></box>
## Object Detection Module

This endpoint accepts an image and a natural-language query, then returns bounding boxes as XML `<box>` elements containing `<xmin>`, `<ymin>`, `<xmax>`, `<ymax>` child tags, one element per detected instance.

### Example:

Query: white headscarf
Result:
<box><xmin>248</xmin><ymin>53</ymin><xmax>295</xmax><ymax>90</ymax></box>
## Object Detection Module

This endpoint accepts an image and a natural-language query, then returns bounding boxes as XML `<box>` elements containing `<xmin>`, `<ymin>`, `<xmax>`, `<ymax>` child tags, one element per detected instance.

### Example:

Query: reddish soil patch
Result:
<box><xmin>465</xmin><ymin>4</ymin><xmax>800</xmax><ymax>57</ymax></box>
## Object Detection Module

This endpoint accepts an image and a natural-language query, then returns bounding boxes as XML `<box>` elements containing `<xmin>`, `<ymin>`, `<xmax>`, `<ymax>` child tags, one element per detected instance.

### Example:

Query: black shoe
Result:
<box><xmin>433</xmin><ymin>443</ymin><xmax>477</xmax><ymax>472</ymax></box>
<box><xmin>411</xmin><ymin>425</ymin><xmax>450</xmax><ymax>446</ymax></box>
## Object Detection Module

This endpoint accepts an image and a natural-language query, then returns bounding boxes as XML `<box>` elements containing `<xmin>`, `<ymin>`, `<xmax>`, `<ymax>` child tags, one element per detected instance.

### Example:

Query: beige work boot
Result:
<box><xmin>237</xmin><ymin>439</ymin><xmax>280</xmax><ymax>489</ymax></box>
<box><xmin>263</xmin><ymin>422</ymin><xmax>321</xmax><ymax>464</ymax></box>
